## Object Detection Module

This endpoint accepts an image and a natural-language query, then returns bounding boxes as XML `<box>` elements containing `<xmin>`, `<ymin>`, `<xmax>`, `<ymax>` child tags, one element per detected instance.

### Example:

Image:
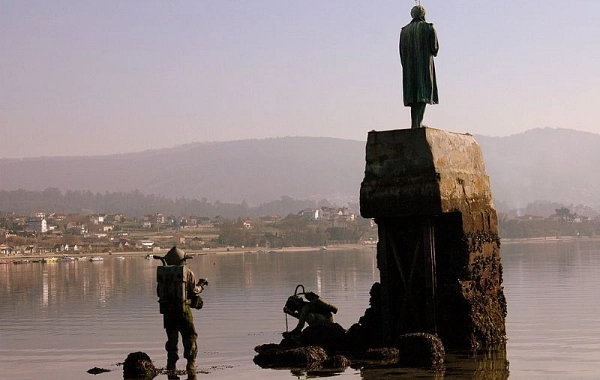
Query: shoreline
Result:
<box><xmin>500</xmin><ymin>235</ymin><xmax>600</xmax><ymax>244</ymax></box>
<box><xmin>3</xmin><ymin>236</ymin><xmax>598</xmax><ymax>262</ymax></box>
<box><xmin>0</xmin><ymin>243</ymin><xmax>376</xmax><ymax>261</ymax></box>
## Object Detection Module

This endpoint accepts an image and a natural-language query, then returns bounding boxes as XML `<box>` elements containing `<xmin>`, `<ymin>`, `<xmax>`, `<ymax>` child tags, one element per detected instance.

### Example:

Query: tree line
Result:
<box><xmin>216</xmin><ymin>215</ymin><xmax>374</xmax><ymax>248</ymax></box>
<box><xmin>0</xmin><ymin>188</ymin><xmax>348</xmax><ymax>219</ymax></box>
<box><xmin>498</xmin><ymin>208</ymin><xmax>600</xmax><ymax>239</ymax></box>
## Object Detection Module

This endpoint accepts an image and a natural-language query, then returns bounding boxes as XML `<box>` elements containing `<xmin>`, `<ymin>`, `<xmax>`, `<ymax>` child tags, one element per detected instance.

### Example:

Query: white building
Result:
<box><xmin>26</xmin><ymin>217</ymin><xmax>47</xmax><ymax>233</ymax></box>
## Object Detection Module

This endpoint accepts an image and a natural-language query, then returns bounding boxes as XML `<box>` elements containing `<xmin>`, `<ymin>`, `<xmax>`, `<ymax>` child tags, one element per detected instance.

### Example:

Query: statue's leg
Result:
<box><xmin>411</xmin><ymin>103</ymin><xmax>427</xmax><ymax>128</ymax></box>
<box><xmin>165</xmin><ymin>327</ymin><xmax>179</xmax><ymax>370</ymax></box>
<box><xmin>181</xmin><ymin>307</ymin><xmax>198</xmax><ymax>374</ymax></box>
<box><xmin>163</xmin><ymin>312</ymin><xmax>180</xmax><ymax>371</ymax></box>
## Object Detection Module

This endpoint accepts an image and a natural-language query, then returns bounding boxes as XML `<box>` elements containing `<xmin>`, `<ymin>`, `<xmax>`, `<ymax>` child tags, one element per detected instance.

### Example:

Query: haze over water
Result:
<box><xmin>1</xmin><ymin>242</ymin><xmax>600</xmax><ymax>379</ymax></box>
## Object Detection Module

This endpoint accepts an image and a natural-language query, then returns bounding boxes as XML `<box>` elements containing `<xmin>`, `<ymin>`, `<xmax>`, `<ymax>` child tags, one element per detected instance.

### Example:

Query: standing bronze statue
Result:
<box><xmin>156</xmin><ymin>247</ymin><xmax>208</xmax><ymax>379</ymax></box>
<box><xmin>400</xmin><ymin>5</ymin><xmax>439</xmax><ymax>128</ymax></box>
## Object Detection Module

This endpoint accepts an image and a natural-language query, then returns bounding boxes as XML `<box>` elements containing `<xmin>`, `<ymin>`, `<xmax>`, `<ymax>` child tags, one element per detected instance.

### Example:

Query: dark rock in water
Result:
<box><xmin>299</xmin><ymin>323</ymin><xmax>346</xmax><ymax>354</ymax></box>
<box><xmin>396</xmin><ymin>333</ymin><xmax>445</xmax><ymax>367</ymax></box>
<box><xmin>322</xmin><ymin>355</ymin><xmax>351</xmax><ymax>369</ymax></box>
<box><xmin>123</xmin><ymin>351</ymin><xmax>158</xmax><ymax>379</ymax></box>
<box><xmin>254</xmin><ymin>345</ymin><xmax>328</xmax><ymax>368</ymax></box>
<box><xmin>87</xmin><ymin>367</ymin><xmax>110</xmax><ymax>374</ymax></box>
<box><xmin>254</xmin><ymin>343</ymin><xmax>282</xmax><ymax>355</ymax></box>
<box><xmin>362</xmin><ymin>347</ymin><xmax>400</xmax><ymax>362</ymax></box>
<box><xmin>254</xmin><ymin>283</ymin><xmax>446</xmax><ymax>371</ymax></box>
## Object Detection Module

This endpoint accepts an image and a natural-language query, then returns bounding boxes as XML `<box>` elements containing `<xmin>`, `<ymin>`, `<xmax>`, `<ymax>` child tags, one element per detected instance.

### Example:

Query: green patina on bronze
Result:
<box><xmin>155</xmin><ymin>247</ymin><xmax>208</xmax><ymax>376</ymax></box>
<box><xmin>400</xmin><ymin>6</ymin><xmax>439</xmax><ymax>128</ymax></box>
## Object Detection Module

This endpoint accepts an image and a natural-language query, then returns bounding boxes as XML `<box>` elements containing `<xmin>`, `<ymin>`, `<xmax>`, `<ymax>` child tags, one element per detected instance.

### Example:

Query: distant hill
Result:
<box><xmin>0</xmin><ymin>137</ymin><xmax>365</xmax><ymax>206</ymax></box>
<box><xmin>1</xmin><ymin>128</ymin><xmax>600</xmax><ymax>212</ymax></box>
<box><xmin>475</xmin><ymin>128</ymin><xmax>600</xmax><ymax>212</ymax></box>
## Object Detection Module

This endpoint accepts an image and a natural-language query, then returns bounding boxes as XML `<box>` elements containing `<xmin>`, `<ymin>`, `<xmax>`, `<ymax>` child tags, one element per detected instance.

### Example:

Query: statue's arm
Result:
<box><xmin>430</xmin><ymin>24</ymin><xmax>439</xmax><ymax>57</ymax></box>
<box><xmin>399</xmin><ymin>30</ymin><xmax>404</xmax><ymax>63</ymax></box>
<box><xmin>187</xmin><ymin>270</ymin><xmax>197</xmax><ymax>296</ymax></box>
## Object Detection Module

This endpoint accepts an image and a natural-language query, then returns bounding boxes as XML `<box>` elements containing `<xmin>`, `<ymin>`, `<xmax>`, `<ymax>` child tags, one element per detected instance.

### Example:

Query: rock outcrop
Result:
<box><xmin>123</xmin><ymin>351</ymin><xmax>158</xmax><ymax>379</ymax></box>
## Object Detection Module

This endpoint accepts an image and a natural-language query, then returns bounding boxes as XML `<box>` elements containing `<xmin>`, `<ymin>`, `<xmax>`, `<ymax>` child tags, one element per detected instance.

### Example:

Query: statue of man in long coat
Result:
<box><xmin>400</xmin><ymin>5</ymin><xmax>439</xmax><ymax>128</ymax></box>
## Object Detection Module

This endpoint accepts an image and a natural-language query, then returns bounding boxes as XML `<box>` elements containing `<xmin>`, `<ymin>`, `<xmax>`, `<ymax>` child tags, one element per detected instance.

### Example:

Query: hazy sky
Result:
<box><xmin>2</xmin><ymin>0</ymin><xmax>599</xmax><ymax>158</ymax></box>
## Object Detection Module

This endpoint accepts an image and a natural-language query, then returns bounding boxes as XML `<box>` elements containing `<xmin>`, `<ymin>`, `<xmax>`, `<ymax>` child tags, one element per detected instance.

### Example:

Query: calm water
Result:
<box><xmin>1</xmin><ymin>241</ymin><xmax>600</xmax><ymax>380</ymax></box>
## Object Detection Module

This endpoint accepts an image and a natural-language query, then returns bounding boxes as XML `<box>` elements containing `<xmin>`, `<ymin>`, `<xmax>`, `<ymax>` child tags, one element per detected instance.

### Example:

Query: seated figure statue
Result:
<box><xmin>283</xmin><ymin>289</ymin><xmax>338</xmax><ymax>338</ymax></box>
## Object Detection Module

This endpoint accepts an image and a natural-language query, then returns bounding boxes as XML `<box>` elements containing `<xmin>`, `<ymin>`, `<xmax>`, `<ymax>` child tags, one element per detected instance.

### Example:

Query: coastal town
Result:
<box><xmin>2</xmin><ymin>203</ymin><xmax>599</xmax><ymax>260</ymax></box>
<box><xmin>0</xmin><ymin>206</ymin><xmax>377</xmax><ymax>258</ymax></box>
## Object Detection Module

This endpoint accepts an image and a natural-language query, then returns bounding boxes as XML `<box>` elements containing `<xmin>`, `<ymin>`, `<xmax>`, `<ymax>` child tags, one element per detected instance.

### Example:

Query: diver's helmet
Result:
<box><xmin>164</xmin><ymin>247</ymin><xmax>186</xmax><ymax>265</ymax></box>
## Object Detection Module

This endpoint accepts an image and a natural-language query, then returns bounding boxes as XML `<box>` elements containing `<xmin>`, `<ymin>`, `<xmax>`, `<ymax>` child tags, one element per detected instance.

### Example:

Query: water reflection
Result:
<box><xmin>259</xmin><ymin>347</ymin><xmax>508</xmax><ymax>380</ymax></box>
<box><xmin>359</xmin><ymin>352</ymin><xmax>506</xmax><ymax>380</ymax></box>
<box><xmin>2</xmin><ymin>241</ymin><xmax>600</xmax><ymax>379</ymax></box>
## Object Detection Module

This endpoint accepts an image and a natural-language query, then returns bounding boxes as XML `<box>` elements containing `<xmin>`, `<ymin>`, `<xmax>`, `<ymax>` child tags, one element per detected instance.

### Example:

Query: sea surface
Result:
<box><xmin>1</xmin><ymin>240</ymin><xmax>600</xmax><ymax>379</ymax></box>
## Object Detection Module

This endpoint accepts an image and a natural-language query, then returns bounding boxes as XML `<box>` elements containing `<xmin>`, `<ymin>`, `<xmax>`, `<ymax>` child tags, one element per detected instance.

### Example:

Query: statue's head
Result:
<box><xmin>165</xmin><ymin>246</ymin><xmax>186</xmax><ymax>265</ymax></box>
<box><xmin>410</xmin><ymin>5</ymin><xmax>426</xmax><ymax>21</ymax></box>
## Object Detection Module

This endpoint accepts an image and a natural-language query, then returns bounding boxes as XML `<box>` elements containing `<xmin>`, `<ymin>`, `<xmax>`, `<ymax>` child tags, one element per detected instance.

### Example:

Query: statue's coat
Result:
<box><xmin>400</xmin><ymin>12</ymin><xmax>439</xmax><ymax>106</ymax></box>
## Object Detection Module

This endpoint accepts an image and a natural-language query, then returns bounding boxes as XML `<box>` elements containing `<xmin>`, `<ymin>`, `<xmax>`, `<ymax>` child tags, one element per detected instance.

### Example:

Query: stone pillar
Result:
<box><xmin>360</xmin><ymin>128</ymin><xmax>506</xmax><ymax>350</ymax></box>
